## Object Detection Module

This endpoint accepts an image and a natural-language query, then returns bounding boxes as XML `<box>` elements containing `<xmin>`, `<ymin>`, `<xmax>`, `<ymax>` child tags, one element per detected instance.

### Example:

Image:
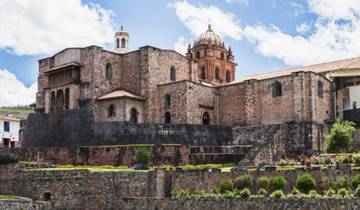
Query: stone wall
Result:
<box><xmin>118</xmin><ymin>198</ymin><xmax>360</xmax><ymax>210</ymax></box>
<box><xmin>22</xmin><ymin>110</ymin><xmax>233</xmax><ymax>148</ymax></box>
<box><xmin>232</xmin><ymin>121</ymin><xmax>329</xmax><ymax>165</ymax></box>
<box><xmin>0</xmin><ymin>200</ymin><xmax>50</xmax><ymax>210</ymax></box>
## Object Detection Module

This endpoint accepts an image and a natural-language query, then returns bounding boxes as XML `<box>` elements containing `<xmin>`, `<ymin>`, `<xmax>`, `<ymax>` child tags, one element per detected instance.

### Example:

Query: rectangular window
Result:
<box><xmin>4</xmin><ymin>121</ymin><xmax>10</xmax><ymax>132</ymax></box>
<box><xmin>165</xmin><ymin>94</ymin><xmax>171</xmax><ymax>108</ymax></box>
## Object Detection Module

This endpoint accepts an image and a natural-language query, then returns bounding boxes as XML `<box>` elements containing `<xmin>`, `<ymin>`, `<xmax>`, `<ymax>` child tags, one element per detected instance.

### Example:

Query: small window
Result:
<box><xmin>215</xmin><ymin>67</ymin><xmax>220</xmax><ymax>80</ymax></box>
<box><xmin>65</xmin><ymin>88</ymin><xmax>70</xmax><ymax>109</ymax></box>
<box><xmin>221</xmin><ymin>52</ymin><xmax>225</xmax><ymax>60</ymax></box>
<box><xmin>272</xmin><ymin>81</ymin><xmax>282</xmax><ymax>97</ymax></box>
<box><xmin>43</xmin><ymin>192</ymin><xmax>51</xmax><ymax>201</ymax></box>
<box><xmin>4</xmin><ymin>121</ymin><xmax>10</xmax><ymax>132</ymax></box>
<box><xmin>165</xmin><ymin>112</ymin><xmax>171</xmax><ymax>124</ymax></box>
<box><xmin>165</xmin><ymin>94</ymin><xmax>171</xmax><ymax>108</ymax></box>
<box><xmin>105</xmin><ymin>63</ymin><xmax>113</xmax><ymax>80</ymax></box>
<box><xmin>202</xmin><ymin>112</ymin><xmax>210</xmax><ymax>125</ymax></box>
<box><xmin>116</xmin><ymin>38</ymin><xmax>120</xmax><ymax>48</ymax></box>
<box><xmin>121</xmin><ymin>38</ymin><xmax>126</xmax><ymax>48</ymax></box>
<box><xmin>318</xmin><ymin>80</ymin><xmax>323</xmax><ymax>98</ymax></box>
<box><xmin>200</xmin><ymin>66</ymin><xmax>206</xmax><ymax>79</ymax></box>
<box><xmin>196</xmin><ymin>51</ymin><xmax>201</xmax><ymax>59</ymax></box>
<box><xmin>107</xmin><ymin>104</ymin><xmax>116</xmax><ymax>118</ymax></box>
<box><xmin>50</xmin><ymin>91</ymin><xmax>56</xmax><ymax>112</ymax></box>
<box><xmin>170</xmin><ymin>66</ymin><xmax>176</xmax><ymax>81</ymax></box>
<box><xmin>226</xmin><ymin>71</ymin><xmax>231</xmax><ymax>83</ymax></box>
<box><xmin>130</xmin><ymin>108</ymin><xmax>138</xmax><ymax>123</ymax></box>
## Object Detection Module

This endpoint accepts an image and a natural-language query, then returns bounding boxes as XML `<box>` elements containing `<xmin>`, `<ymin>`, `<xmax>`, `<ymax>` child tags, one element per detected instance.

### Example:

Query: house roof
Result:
<box><xmin>97</xmin><ymin>90</ymin><xmax>145</xmax><ymax>101</ymax></box>
<box><xmin>229</xmin><ymin>57</ymin><xmax>360</xmax><ymax>85</ymax></box>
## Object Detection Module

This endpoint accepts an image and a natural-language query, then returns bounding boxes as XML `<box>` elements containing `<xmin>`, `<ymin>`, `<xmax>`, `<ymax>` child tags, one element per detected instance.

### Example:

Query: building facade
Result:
<box><xmin>0</xmin><ymin>114</ymin><xmax>21</xmax><ymax>148</ymax></box>
<box><xmin>34</xmin><ymin>25</ymin><xmax>360</xmax><ymax>148</ymax></box>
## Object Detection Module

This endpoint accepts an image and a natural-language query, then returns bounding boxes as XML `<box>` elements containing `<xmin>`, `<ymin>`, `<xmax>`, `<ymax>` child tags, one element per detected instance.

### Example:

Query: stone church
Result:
<box><xmin>34</xmin><ymin>25</ymin><xmax>360</xmax><ymax>150</ymax></box>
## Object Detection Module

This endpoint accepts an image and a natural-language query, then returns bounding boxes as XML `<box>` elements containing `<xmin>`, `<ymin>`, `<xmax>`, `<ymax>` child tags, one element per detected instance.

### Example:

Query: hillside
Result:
<box><xmin>0</xmin><ymin>106</ymin><xmax>34</xmax><ymax>119</ymax></box>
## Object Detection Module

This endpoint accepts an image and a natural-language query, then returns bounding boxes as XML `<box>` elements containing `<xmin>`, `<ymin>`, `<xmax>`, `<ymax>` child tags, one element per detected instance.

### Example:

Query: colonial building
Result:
<box><xmin>35</xmin><ymin>25</ymin><xmax>360</xmax><ymax>147</ymax></box>
<box><xmin>0</xmin><ymin>114</ymin><xmax>21</xmax><ymax>148</ymax></box>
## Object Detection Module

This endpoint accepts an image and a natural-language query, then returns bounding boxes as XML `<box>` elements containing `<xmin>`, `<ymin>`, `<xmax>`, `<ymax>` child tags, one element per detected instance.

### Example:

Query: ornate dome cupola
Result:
<box><xmin>194</xmin><ymin>24</ymin><xmax>225</xmax><ymax>48</ymax></box>
<box><xmin>188</xmin><ymin>24</ymin><xmax>237</xmax><ymax>85</ymax></box>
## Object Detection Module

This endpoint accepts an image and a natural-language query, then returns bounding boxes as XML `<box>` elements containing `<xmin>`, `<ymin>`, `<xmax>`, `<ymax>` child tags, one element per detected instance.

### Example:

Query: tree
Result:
<box><xmin>325</xmin><ymin>120</ymin><xmax>356</xmax><ymax>153</ymax></box>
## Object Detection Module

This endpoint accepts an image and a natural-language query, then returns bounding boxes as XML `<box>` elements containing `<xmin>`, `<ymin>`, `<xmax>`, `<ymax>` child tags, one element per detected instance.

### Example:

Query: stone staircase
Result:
<box><xmin>189</xmin><ymin>145</ymin><xmax>253</xmax><ymax>164</ymax></box>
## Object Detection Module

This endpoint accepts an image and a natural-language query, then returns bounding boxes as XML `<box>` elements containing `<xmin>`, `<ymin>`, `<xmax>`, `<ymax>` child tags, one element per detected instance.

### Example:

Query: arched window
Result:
<box><xmin>203</xmin><ymin>112</ymin><xmax>210</xmax><ymax>125</ymax></box>
<box><xmin>226</xmin><ymin>71</ymin><xmax>231</xmax><ymax>83</ymax></box>
<box><xmin>200</xmin><ymin>66</ymin><xmax>206</xmax><ymax>79</ymax></box>
<box><xmin>107</xmin><ymin>104</ymin><xmax>116</xmax><ymax>118</ymax></box>
<box><xmin>116</xmin><ymin>38</ymin><xmax>120</xmax><ymax>48</ymax></box>
<box><xmin>196</xmin><ymin>51</ymin><xmax>201</xmax><ymax>59</ymax></box>
<box><xmin>50</xmin><ymin>91</ymin><xmax>55</xmax><ymax>112</ymax></box>
<box><xmin>165</xmin><ymin>112</ymin><xmax>171</xmax><ymax>124</ymax></box>
<box><xmin>170</xmin><ymin>66</ymin><xmax>176</xmax><ymax>81</ymax></box>
<box><xmin>165</xmin><ymin>94</ymin><xmax>171</xmax><ymax>107</ymax></box>
<box><xmin>318</xmin><ymin>80</ymin><xmax>323</xmax><ymax>98</ymax></box>
<box><xmin>121</xmin><ymin>38</ymin><xmax>126</xmax><ymax>48</ymax></box>
<box><xmin>130</xmin><ymin>108</ymin><xmax>138</xmax><ymax>123</ymax></box>
<box><xmin>272</xmin><ymin>81</ymin><xmax>282</xmax><ymax>97</ymax></box>
<box><xmin>221</xmin><ymin>52</ymin><xmax>225</xmax><ymax>60</ymax></box>
<box><xmin>65</xmin><ymin>88</ymin><xmax>70</xmax><ymax>109</ymax></box>
<box><xmin>56</xmin><ymin>89</ymin><xmax>64</xmax><ymax>111</ymax></box>
<box><xmin>215</xmin><ymin>67</ymin><xmax>220</xmax><ymax>80</ymax></box>
<box><xmin>105</xmin><ymin>63</ymin><xmax>112</xmax><ymax>80</ymax></box>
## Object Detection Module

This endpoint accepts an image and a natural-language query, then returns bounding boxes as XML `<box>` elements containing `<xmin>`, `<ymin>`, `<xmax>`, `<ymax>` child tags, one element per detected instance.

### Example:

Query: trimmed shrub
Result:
<box><xmin>337</xmin><ymin>188</ymin><xmax>351</xmax><ymax>198</ymax></box>
<box><xmin>135</xmin><ymin>148</ymin><xmax>153</xmax><ymax>167</ymax></box>
<box><xmin>325</xmin><ymin>188</ymin><xmax>336</xmax><ymax>198</ymax></box>
<box><xmin>354</xmin><ymin>186</ymin><xmax>360</xmax><ymax>198</ymax></box>
<box><xmin>258</xmin><ymin>188</ymin><xmax>268</xmax><ymax>196</ymax></box>
<box><xmin>325</xmin><ymin>120</ymin><xmax>356</xmax><ymax>153</ymax></box>
<box><xmin>292</xmin><ymin>187</ymin><xmax>300</xmax><ymax>195</ymax></box>
<box><xmin>192</xmin><ymin>189</ymin><xmax>206</xmax><ymax>198</ymax></box>
<box><xmin>171</xmin><ymin>188</ymin><xmax>190</xmax><ymax>198</ymax></box>
<box><xmin>335</xmin><ymin>176</ymin><xmax>349</xmax><ymax>190</ymax></box>
<box><xmin>211</xmin><ymin>187</ymin><xmax>220</xmax><ymax>194</ymax></box>
<box><xmin>270</xmin><ymin>176</ymin><xmax>288</xmax><ymax>191</ymax></box>
<box><xmin>219</xmin><ymin>177</ymin><xmax>234</xmax><ymax>194</ymax></box>
<box><xmin>256</xmin><ymin>176</ymin><xmax>270</xmax><ymax>190</ymax></box>
<box><xmin>295</xmin><ymin>174</ymin><xmax>316</xmax><ymax>194</ymax></box>
<box><xmin>271</xmin><ymin>190</ymin><xmax>285</xmax><ymax>199</ymax></box>
<box><xmin>224</xmin><ymin>191</ymin><xmax>235</xmax><ymax>199</ymax></box>
<box><xmin>238</xmin><ymin>188</ymin><xmax>251</xmax><ymax>199</ymax></box>
<box><xmin>351</xmin><ymin>174</ymin><xmax>360</xmax><ymax>190</ymax></box>
<box><xmin>234</xmin><ymin>175</ymin><xmax>252</xmax><ymax>190</ymax></box>
<box><xmin>308</xmin><ymin>190</ymin><xmax>321</xmax><ymax>199</ymax></box>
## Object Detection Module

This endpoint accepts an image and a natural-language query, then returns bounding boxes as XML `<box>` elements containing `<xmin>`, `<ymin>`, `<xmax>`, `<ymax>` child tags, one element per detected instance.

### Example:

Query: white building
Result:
<box><xmin>0</xmin><ymin>114</ymin><xmax>21</xmax><ymax>148</ymax></box>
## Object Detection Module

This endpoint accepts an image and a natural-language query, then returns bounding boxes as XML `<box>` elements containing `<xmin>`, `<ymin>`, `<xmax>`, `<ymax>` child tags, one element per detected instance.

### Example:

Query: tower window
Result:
<box><xmin>272</xmin><ymin>81</ymin><xmax>282</xmax><ymax>97</ymax></box>
<box><xmin>170</xmin><ymin>66</ymin><xmax>176</xmax><ymax>81</ymax></box>
<box><xmin>107</xmin><ymin>104</ymin><xmax>116</xmax><ymax>118</ymax></box>
<box><xmin>165</xmin><ymin>112</ymin><xmax>171</xmax><ymax>124</ymax></box>
<box><xmin>318</xmin><ymin>80</ymin><xmax>323</xmax><ymax>98</ymax></box>
<box><xmin>202</xmin><ymin>112</ymin><xmax>210</xmax><ymax>125</ymax></box>
<box><xmin>196</xmin><ymin>51</ymin><xmax>201</xmax><ymax>59</ymax></box>
<box><xmin>221</xmin><ymin>52</ymin><xmax>225</xmax><ymax>60</ymax></box>
<box><xmin>226</xmin><ymin>71</ymin><xmax>231</xmax><ymax>83</ymax></box>
<box><xmin>105</xmin><ymin>63</ymin><xmax>113</xmax><ymax>80</ymax></box>
<box><xmin>121</xmin><ymin>38</ymin><xmax>126</xmax><ymax>48</ymax></box>
<box><xmin>116</xmin><ymin>38</ymin><xmax>120</xmax><ymax>48</ymax></box>
<box><xmin>215</xmin><ymin>67</ymin><xmax>220</xmax><ymax>80</ymax></box>
<box><xmin>200</xmin><ymin>66</ymin><xmax>206</xmax><ymax>79</ymax></box>
<box><xmin>130</xmin><ymin>108</ymin><xmax>138</xmax><ymax>123</ymax></box>
<box><xmin>165</xmin><ymin>94</ymin><xmax>171</xmax><ymax>108</ymax></box>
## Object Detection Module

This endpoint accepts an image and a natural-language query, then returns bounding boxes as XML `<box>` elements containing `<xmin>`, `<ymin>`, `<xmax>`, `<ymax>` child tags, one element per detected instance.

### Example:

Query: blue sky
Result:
<box><xmin>1</xmin><ymin>0</ymin><xmax>360</xmax><ymax>106</ymax></box>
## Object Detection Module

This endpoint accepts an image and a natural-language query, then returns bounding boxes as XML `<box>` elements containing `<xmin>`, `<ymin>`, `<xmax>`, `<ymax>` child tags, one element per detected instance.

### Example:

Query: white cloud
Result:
<box><xmin>290</xmin><ymin>2</ymin><xmax>306</xmax><ymax>16</ymax></box>
<box><xmin>169</xmin><ymin>1</ymin><xmax>242</xmax><ymax>39</ymax></box>
<box><xmin>0</xmin><ymin>0</ymin><xmax>116</xmax><ymax>56</ymax></box>
<box><xmin>172</xmin><ymin>0</ymin><xmax>360</xmax><ymax>66</ymax></box>
<box><xmin>174</xmin><ymin>36</ymin><xmax>191</xmax><ymax>55</ymax></box>
<box><xmin>224</xmin><ymin>0</ymin><xmax>249</xmax><ymax>5</ymax></box>
<box><xmin>0</xmin><ymin>69</ymin><xmax>37</xmax><ymax>106</ymax></box>
<box><xmin>296</xmin><ymin>23</ymin><xmax>311</xmax><ymax>33</ymax></box>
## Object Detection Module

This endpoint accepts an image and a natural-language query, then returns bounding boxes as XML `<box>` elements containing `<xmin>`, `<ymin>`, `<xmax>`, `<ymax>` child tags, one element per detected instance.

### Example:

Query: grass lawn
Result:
<box><xmin>0</xmin><ymin>106</ymin><xmax>34</xmax><ymax>119</ymax></box>
<box><xmin>0</xmin><ymin>194</ymin><xmax>19</xmax><ymax>200</ymax></box>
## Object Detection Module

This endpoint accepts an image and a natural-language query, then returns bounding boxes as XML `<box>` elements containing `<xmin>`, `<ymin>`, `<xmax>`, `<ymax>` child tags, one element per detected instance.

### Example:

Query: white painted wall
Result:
<box><xmin>0</xmin><ymin>117</ymin><xmax>20</xmax><ymax>145</ymax></box>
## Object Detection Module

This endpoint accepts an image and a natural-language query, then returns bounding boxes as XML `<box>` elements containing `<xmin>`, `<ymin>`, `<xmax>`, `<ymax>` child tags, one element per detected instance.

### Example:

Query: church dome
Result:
<box><xmin>194</xmin><ymin>24</ymin><xmax>224</xmax><ymax>47</ymax></box>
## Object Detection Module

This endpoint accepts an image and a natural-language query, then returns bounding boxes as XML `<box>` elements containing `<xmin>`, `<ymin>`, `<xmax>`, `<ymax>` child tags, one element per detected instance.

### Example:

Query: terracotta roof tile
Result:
<box><xmin>97</xmin><ymin>90</ymin><xmax>145</xmax><ymax>101</ymax></box>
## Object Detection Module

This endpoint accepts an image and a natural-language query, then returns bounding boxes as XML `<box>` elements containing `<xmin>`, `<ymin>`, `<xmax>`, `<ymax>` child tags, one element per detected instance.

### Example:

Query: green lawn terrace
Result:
<box><xmin>0</xmin><ymin>106</ymin><xmax>34</xmax><ymax>119</ymax></box>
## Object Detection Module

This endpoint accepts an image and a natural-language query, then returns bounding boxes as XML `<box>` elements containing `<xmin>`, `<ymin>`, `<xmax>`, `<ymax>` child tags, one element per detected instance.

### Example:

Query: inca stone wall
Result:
<box><xmin>22</xmin><ymin>110</ymin><xmax>233</xmax><ymax>148</ymax></box>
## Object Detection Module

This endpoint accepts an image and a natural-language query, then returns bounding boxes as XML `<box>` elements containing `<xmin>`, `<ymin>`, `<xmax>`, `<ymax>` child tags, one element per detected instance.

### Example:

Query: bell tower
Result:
<box><xmin>114</xmin><ymin>26</ymin><xmax>129</xmax><ymax>54</ymax></box>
